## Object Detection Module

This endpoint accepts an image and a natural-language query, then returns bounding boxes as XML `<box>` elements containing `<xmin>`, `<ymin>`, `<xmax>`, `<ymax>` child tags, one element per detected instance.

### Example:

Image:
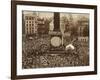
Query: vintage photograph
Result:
<box><xmin>11</xmin><ymin>1</ymin><xmax>97</xmax><ymax>79</ymax></box>
<box><xmin>22</xmin><ymin>11</ymin><xmax>89</xmax><ymax>69</ymax></box>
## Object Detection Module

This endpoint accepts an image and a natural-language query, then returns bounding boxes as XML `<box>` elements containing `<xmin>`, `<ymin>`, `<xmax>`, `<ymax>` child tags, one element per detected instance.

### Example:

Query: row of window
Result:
<box><xmin>25</xmin><ymin>26</ymin><xmax>37</xmax><ymax>32</ymax></box>
<box><xmin>25</xmin><ymin>21</ymin><xmax>36</xmax><ymax>24</ymax></box>
<box><xmin>25</xmin><ymin>16</ymin><xmax>35</xmax><ymax>20</ymax></box>
<box><xmin>26</xmin><ymin>29</ymin><xmax>37</xmax><ymax>34</ymax></box>
<box><xmin>78</xmin><ymin>38</ymin><xmax>88</xmax><ymax>42</ymax></box>
<box><xmin>26</xmin><ymin>24</ymin><xmax>36</xmax><ymax>26</ymax></box>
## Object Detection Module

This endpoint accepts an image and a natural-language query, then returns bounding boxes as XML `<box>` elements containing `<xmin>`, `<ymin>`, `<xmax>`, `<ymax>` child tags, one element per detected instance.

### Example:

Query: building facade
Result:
<box><xmin>24</xmin><ymin>13</ymin><xmax>38</xmax><ymax>35</ymax></box>
<box><xmin>78</xmin><ymin>37</ymin><xmax>89</xmax><ymax>42</ymax></box>
<box><xmin>78</xmin><ymin>17</ymin><xmax>89</xmax><ymax>36</ymax></box>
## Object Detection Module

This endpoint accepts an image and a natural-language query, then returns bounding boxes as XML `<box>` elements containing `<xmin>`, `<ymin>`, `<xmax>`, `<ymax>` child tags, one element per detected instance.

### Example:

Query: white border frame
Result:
<box><xmin>17</xmin><ymin>5</ymin><xmax>94</xmax><ymax>75</ymax></box>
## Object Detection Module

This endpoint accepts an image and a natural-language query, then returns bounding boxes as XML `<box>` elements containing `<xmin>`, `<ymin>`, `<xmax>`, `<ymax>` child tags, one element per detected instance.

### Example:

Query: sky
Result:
<box><xmin>23</xmin><ymin>11</ymin><xmax>89</xmax><ymax>19</ymax></box>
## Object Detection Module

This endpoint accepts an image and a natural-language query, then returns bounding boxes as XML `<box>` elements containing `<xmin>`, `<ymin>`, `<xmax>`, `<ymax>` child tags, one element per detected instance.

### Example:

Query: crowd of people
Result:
<box><xmin>22</xmin><ymin>35</ymin><xmax>89</xmax><ymax>69</ymax></box>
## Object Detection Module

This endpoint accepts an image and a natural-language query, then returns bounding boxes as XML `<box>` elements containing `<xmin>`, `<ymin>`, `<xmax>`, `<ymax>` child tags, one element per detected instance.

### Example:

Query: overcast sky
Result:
<box><xmin>23</xmin><ymin>11</ymin><xmax>89</xmax><ymax>19</ymax></box>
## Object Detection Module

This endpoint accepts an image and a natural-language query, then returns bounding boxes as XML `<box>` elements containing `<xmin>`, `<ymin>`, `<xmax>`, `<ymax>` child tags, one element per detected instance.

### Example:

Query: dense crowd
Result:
<box><xmin>22</xmin><ymin>35</ymin><xmax>89</xmax><ymax>69</ymax></box>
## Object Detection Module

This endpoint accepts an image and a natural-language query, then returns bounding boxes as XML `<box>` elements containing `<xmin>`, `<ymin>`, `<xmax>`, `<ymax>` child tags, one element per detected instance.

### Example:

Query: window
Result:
<box><xmin>26</xmin><ymin>24</ymin><xmax>28</xmax><ymax>26</ymax></box>
<box><xmin>32</xmin><ymin>17</ymin><xmax>34</xmax><ymax>20</ymax></box>
<box><xmin>32</xmin><ymin>24</ymin><xmax>34</xmax><ymax>26</ymax></box>
<box><xmin>29</xmin><ymin>24</ymin><xmax>31</xmax><ymax>26</ymax></box>
<box><xmin>29</xmin><ymin>17</ymin><xmax>31</xmax><ymax>20</ymax></box>
<box><xmin>25</xmin><ymin>16</ymin><xmax>28</xmax><ymax>20</ymax></box>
